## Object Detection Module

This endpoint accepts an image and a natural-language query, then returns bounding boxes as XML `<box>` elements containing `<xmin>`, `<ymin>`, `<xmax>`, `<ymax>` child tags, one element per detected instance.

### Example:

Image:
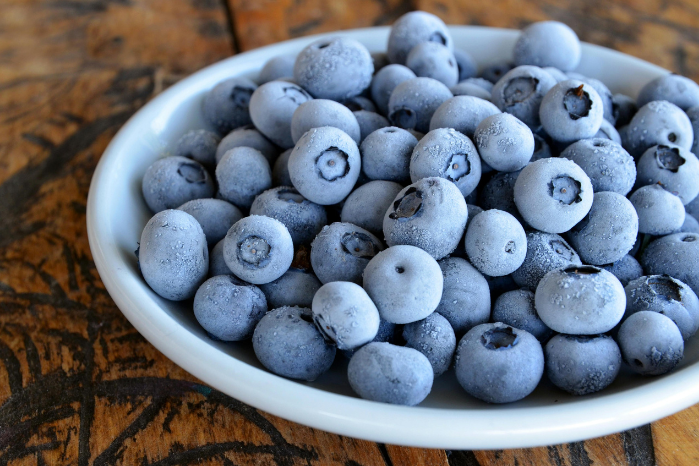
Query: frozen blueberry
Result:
<box><xmin>514</xmin><ymin>158</ymin><xmax>594</xmax><ymax>234</ymax></box>
<box><xmin>361</xmin><ymin>126</ymin><xmax>417</xmax><ymax>183</ymax></box>
<box><xmin>177</xmin><ymin>198</ymin><xmax>243</xmax><ymax>247</ymax></box>
<box><xmin>435</xmin><ymin>257</ymin><xmax>491</xmax><ymax>336</ymax></box>
<box><xmin>577</xmin><ymin>76</ymin><xmax>615</xmax><ymax>124</ymax></box>
<box><xmin>258</xmin><ymin>55</ymin><xmax>296</xmax><ymax>84</ymax></box>
<box><xmin>258</xmin><ymin>267</ymin><xmax>321</xmax><ymax>310</ymax></box>
<box><xmin>249</xmin><ymin>80</ymin><xmax>313</xmax><ymax>149</ymax></box>
<box><xmin>465</xmin><ymin>210</ymin><xmax>527</xmax><ymax>277</ymax></box>
<box><xmin>387</xmin><ymin>11</ymin><xmax>452</xmax><ymax>65</ymax></box>
<box><xmin>617</xmin><ymin>311</ymin><xmax>684</xmax><ymax>376</ymax></box>
<box><xmin>539</xmin><ymin>79</ymin><xmax>604</xmax><ymax>143</ymax></box>
<box><xmin>216</xmin><ymin>147</ymin><xmax>272</xmax><ymax>209</ymax></box>
<box><xmin>514</xmin><ymin>21</ymin><xmax>581</xmax><ymax>71</ymax></box>
<box><xmin>613</xmin><ymin>93</ymin><xmax>638</xmax><ymax>128</ymax></box>
<box><xmin>253</xmin><ymin>306</ymin><xmax>336</xmax><ymax>381</ymax></box>
<box><xmin>560</xmin><ymin>139</ymin><xmax>636</xmax><ymax>196</ymax></box>
<box><xmin>475</xmin><ymin>113</ymin><xmax>535</xmax><ymax>172</ymax></box>
<box><xmin>345</xmin><ymin>96</ymin><xmax>377</xmax><ymax>113</ymax></box>
<box><xmin>406</xmin><ymin>41</ymin><xmax>459</xmax><ymax>88</ymax></box>
<box><xmin>348</xmin><ymin>342</ymin><xmax>433</xmax><ymax>405</ymax></box>
<box><xmin>542</xmin><ymin>66</ymin><xmax>568</xmax><ymax>82</ymax></box>
<box><xmin>209</xmin><ymin>239</ymin><xmax>232</xmax><ymax>277</ymax></box>
<box><xmin>465</xmin><ymin>204</ymin><xmax>484</xmax><ymax>230</ymax></box>
<box><xmin>410</xmin><ymin>128</ymin><xmax>482</xmax><ymax>197</ymax></box>
<box><xmin>341</xmin><ymin>319</ymin><xmax>398</xmax><ymax>360</ymax></box>
<box><xmin>678</xmin><ymin>214</ymin><xmax>699</xmax><ymax>233</ymax></box>
<box><xmin>203</xmin><ymin>77</ymin><xmax>257</xmax><ymax>135</ymax></box>
<box><xmin>250</xmin><ymin>187</ymin><xmax>327</xmax><ymax>246</ymax></box>
<box><xmin>363</xmin><ymin>245</ymin><xmax>443</xmax><ymax>324</ymax></box>
<box><xmin>291</xmin><ymin>99</ymin><xmax>361</xmax><ymax>145</ymax></box>
<box><xmin>601</xmin><ymin>254</ymin><xmax>643</xmax><ymax>287</ymax></box>
<box><xmin>531</xmin><ymin>133</ymin><xmax>553</xmax><ymax>162</ymax></box>
<box><xmin>429</xmin><ymin>95</ymin><xmax>500</xmax><ymax>138</ymax></box>
<box><xmin>462</xmin><ymin>77</ymin><xmax>495</xmax><ymax>92</ymax></box>
<box><xmin>686</xmin><ymin>105</ymin><xmax>699</xmax><ymax>155</ymax></box>
<box><xmin>545</xmin><ymin>334</ymin><xmax>621</xmax><ymax>395</ymax></box>
<box><xmin>455</xmin><ymin>323</ymin><xmax>544</xmax><ymax>403</ymax></box>
<box><xmin>139</xmin><ymin>209</ymin><xmax>208</xmax><ymax>301</ymax></box>
<box><xmin>492</xmin><ymin>289</ymin><xmax>553</xmax><ymax>342</ymax></box>
<box><xmin>567</xmin><ymin>192</ymin><xmax>639</xmax><ymax>265</ymax></box>
<box><xmin>686</xmin><ymin>193</ymin><xmax>699</xmax><ymax>220</ymax></box>
<box><xmin>341</xmin><ymin>181</ymin><xmax>403</xmax><ymax>236</ymax></box>
<box><xmin>490</xmin><ymin>65</ymin><xmax>557</xmax><ymax>129</ymax></box>
<box><xmin>637</xmin><ymin>74</ymin><xmax>699</xmax><ymax>111</ymax></box>
<box><xmin>535</xmin><ymin>266</ymin><xmax>625</xmax><ymax>334</ymax></box>
<box><xmin>595</xmin><ymin>118</ymin><xmax>622</xmax><ymax>143</ymax></box>
<box><xmin>312</xmin><ymin>281</ymin><xmax>380</xmax><ymax>350</ymax></box>
<box><xmin>175</xmin><ymin>129</ymin><xmax>220</xmax><ymax>168</ymax></box>
<box><xmin>450</xmin><ymin>81</ymin><xmax>492</xmax><ymax>100</ymax></box>
<box><xmin>480</xmin><ymin>62</ymin><xmax>514</xmax><ymax>84</ymax></box>
<box><xmin>370</xmin><ymin>64</ymin><xmax>416</xmax><ymax>116</ymax></box>
<box><xmin>294</xmin><ymin>37</ymin><xmax>373</xmax><ymax>101</ymax></box>
<box><xmin>193</xmin><ymin>275</ymin><xmax>267</xmax><ymax>341</ymax></box>
<box><xmin>310</xmin><ymin>222</ymin><xmax>383</xmax><ymax>285</ymax></box>
<box><xmin>389</xmin><ymin>77</ymin><xmax>453</xmax><ymax>133</ymax></box>
<box><xmin>453</xmin><ymin>49</ymin><xmax>477</xmax><ymax>81</ymax></box>
<box><xmin>629</xmin><ymin>184</ymin><xmax>685</xmax><ymax>235</ymax></box>
<box><xmin>479</xmin><ymin>170</ymin><xmax>523</xmax><ymax>222</ymax></box>
<box><xmin>636</xmin><ymin>145</ymin><xmax>699</xmax><ymax>205</ymax></box>
<box><xmin>641</xmin><ymin>232</ymin><xmax>699</xmax><ymax>296</ymax></box>
<box><xmin>371</xmin><ymin>52</ymin><xmax>390</xmax><ymax>72</ymax></box>
<box><xmin>403</xmin><ymin>312</ymin><xmax>457</xmax><ymax>377</ymax></box>
<box><xmin>383</xmin><ymin>177</ymin><xmax>468</xmax><ymax>260</ymax></box>
<box><xmin>223</xmin><ymin>215</ymin><xmax>294</xmax><ymax>285</ymax></box>
<box><xmin>272</xmin><ymin>148</ymin><xmax>293</xmax><ymax>187</ymax></box>
<box><xmin>512</xmin><ymin>231</ymin><xmax>581</xmax><ymax>291</ymax></box>
<box><xmin>215</xmin><ymin>125</ymin><xmax>278</xmax><ymax>165</ymax></box>
<box><xmin>622</xmin><ymin>100</ymin><xmax>693</xmax><ymax>159</ymax></box>
<box><xmin>142</xmin><ymin>156</ymin><xmax>215</xmax><ymax>214</ymax></box>
<box><xmin>353</xmin><ymin>110</ymin><xmax>389</xmax><ymax>142</ymax></box>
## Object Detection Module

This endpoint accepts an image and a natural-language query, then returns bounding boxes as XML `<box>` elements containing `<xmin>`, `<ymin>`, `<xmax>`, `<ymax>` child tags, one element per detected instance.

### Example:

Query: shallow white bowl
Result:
<box><xmin>86</xmin><ymin>26</ymin><xmax>699</xmax><ymax>449</ymax></box>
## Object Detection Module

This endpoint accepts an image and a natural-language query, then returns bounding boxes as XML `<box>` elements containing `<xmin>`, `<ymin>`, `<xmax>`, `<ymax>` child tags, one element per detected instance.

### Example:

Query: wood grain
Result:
<box><xmin>1</xmin><ymin>0</ymin><xmax>699</xmax><ymax>465</ymax></box>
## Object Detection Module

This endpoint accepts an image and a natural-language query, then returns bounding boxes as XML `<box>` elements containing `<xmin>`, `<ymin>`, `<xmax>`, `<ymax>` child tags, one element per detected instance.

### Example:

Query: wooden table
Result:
<box><xmin>1</xmin><ymin>0</ymin><xmax>699</xmax><ymax>464</ymax></box>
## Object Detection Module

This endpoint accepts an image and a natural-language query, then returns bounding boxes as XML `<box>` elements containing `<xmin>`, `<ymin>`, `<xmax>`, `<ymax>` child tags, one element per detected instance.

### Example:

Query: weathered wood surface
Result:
<box><xmin>1</xmin><ymin>0</ymin><xmax>698</xmax><ymax>464</ymax></box>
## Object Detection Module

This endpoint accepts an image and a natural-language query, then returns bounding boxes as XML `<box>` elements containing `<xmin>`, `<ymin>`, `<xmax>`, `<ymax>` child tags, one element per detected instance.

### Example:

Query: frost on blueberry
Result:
<box><xmin>481</xmin><ymin>326</ymin><xmax>519</xmax><ymax>350</ymax></box>
<box><xmin>341</xmin><ymin>232</ymin><xmax>379</xmax><ymax>258</ymax></box>
<box><xmin>238</xmin><ymin>236</ymin><xmax>271</xmax><ymax>267</ymax></box>
<box><xmin>655</xmin><ymin>146</ymin><xmax>685</xmax><ymax>172</ymax></box>
<box><xmin>504</xmin><ymin>77</ymin><xmax>538</xmax><ymax>105</ymax></box>
<box><xmin>563</xmin><ymin>84</ymin><xmax>592</xmax><ymax>120</ymax></box>
<box><xmin>445</xmin><ymin>153</ymin><xmax>470</xmax><ymax>181</ymax></box>
<box><xmin>389</xmin><ymin>188</ymin><xmax>423</xmax><ymax>220</ymax></box>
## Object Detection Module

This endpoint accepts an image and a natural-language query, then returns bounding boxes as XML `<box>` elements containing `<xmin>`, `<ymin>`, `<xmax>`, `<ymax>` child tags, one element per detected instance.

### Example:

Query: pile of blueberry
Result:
<box><xmin>138</xmin><ymin>11</ymin><xmax>699</xmax><ymax>406</ymax></box>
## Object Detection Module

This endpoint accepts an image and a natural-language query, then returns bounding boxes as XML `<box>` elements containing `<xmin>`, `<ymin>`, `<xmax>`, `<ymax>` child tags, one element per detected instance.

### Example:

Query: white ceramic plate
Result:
<box><xmin>86</xmin><ymin>25</ymin><xmax>699</xmax><ymax>449</ymax></box>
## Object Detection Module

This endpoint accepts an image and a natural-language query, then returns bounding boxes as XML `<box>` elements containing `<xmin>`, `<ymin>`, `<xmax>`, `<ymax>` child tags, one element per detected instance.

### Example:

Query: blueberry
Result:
<box><xmin>624</xmin><ymin>275</ymin><xmax>699</xmax><ymax>340</ymax></box>
<box><xmin>403</xmin><ymin>312</ymin><xmax>457</xmax><ymax>377</ymax></box>
<box><xmin>312</xmin><ymin>281</ymin><xmax>380</xmax><ymax>350</ymax></box>
<box><xmin>406</xmin><ymin>41</ymin><xmax>459</xmax><ymax>87</ymax></box>
<box><xmin>612</xmin><ymin>93</ymin><xmax>638</xmax><ymax>128</ymax></box>
<box><xmin>545</xmin><ymin>334</ymin><xmax>621</xmax><ymax>395</ymax></box>
<box><xmin>361</xmin><ymin>126</ymin><xmax>418</xmax><ymax>184</ymax></box>
<box><xmin>253</xmin><ymin>306</ymin><xmax>336</xmax><ymax>381</ymax></box>
<box><xmin>341</xmin><ymin>319</ymin><xmax>398</xmax><ymax>360</ymax></box>
<box><xmin>341</xmin><ymin>181</ymin><xmax>403</xmax><ymax>236</ymax></box>
<box><xmin>434</xmin><ymin>257</ymin><xmax>490</xmax><ymax>336</ymax></box>
<box><xmin>194</xmin><ymin>275</ymin><xmax>267</xmax><ymax>341</ymax></box>
<box><xmin>288</xmin><ymin>126</ymin><xmax>361</xmax><ymax>205</ymax></box>
<box><xmin>629</xmin><ymin>184</ymin><xmax>685</xmax><ymax>236</ymax></box>
<box><xmin>576</xmin><ymin>76</ymin><xmax>615</xmax><ymax>124</ymax></box>
<box><xmin>258</xmin><ymin>267</ymin><xmax>321</xmax><ymax>310</ymax></box>
<box><xmin>637</xmin><ymin>74</ymin><xmax>699</xmax><ymax>111</ymax></box>
<box><xmin>465</xmin><ymin>210</ymin><xmax>527</xmax><ymax>277</ymax></box>
<box><xmin>475</xmin><ymin>113</ymin><xmax>535</xmax><ymax>172</ymax></box>
<box><xmin>209</xmin><ymin>239</ymin><xmax>232</xmax><ymax>277</ymax></box>
<box><xmin>539</xmin><ymin>79</ymin><xmax>604</xmax><ymax>143</ymax></box>
<box><xmin>216</xmin><ymin>147</ymin><xmax>272</xmax><ymax>210</ymax></box>
<box><xmin>455</xmin><ymin>323</ymin><xmax>544</xmax><ymax>403</ymax></box>
<box><xmin>250</xmin><ymin>187</ymin><xmax>327</xmax><ymax>246</ymax></box>
<box><xmin>635</xmin><ymin>145</ymin><xmax>699</xmax><ymax>205</ymax></box>
<box><xmin>453</xmin><ymin>49</ymin><xmax>477</xmax><ymax>81</ymax></box>
<box><xmin>139</xmin><ymin>210</ymin><xmax>208</xmax><ymax>301</ymax></box>
<box><xmin>567</xmin><ymin>192</ymin><xmax>639</xmax><ymax>265</ymax></box>
<box><xmin>560</xmin><ymin>139</ymin><xmax>636</xmax><ymax>196</ymax></box>
<box><xmin>410</xmin><ymin>128</ymin><xmax>482</xmax><ymax>197</ymax></box>
<box><xmin>175</xmin><ymin>129</ymin><xmax>220</xmax><ymax>168</ymax></box>
<box><xmin>258</xmin><ymin>55</ymin><xmax>296</xmax><ymax>84</ymax></box>
<box><xmin>348</xmin><ymin>342</ymin><xmax>433</xmax><ymax>405</ymax></box>
<box><xmin>429</xmin><ymin>95</ymin><xmax>500</xmax><ymax>138</ymax></box>
<box><xmin>621</xmin><ymin>100</ymin><xmax>693</xmax><ymax>159</ymax></box>
<box><xmin>530</xmin><ymin>133</ymin><xmax>553</xmax><ymax>162</ymax></box>
<box><xmin>535</xmin><ymin>266</ymin><xmax>625</xmax><ymax>334</ymax></box>
<box><xmin>514</xmin><ymin>21</ymin><xmax>581</xmax><ymax>71</ymax></box>
<box><xmin>542</xmin><ymin>66</ymin><xmax>569</xmax><ymax>82</ymax></box>
<box><xmin>249</xmin><ymin>81</ymin><xmax>313</xmax><ymax>149</ymax></box>
<box><xmin>479</xmin><ymin>62</ymin><xmax>514</xmax><ymax>84</ymax></box>
<box><xmin>514</xmin><ymin>158</ymin><xmax>594</xmax><ymax>234</ymax></box>
<box><xmin>353</xmin><ymin>110</ymin><xmax>389</xmax><ymax>143</ymax></box>
<box><xmin>685</xmin><ymin>105</ymin><xmax>699</xmax><ymax>156</ymax></box>
<box><xmin>685</xmin><ymin>193</ymin><xmax>699</xmax><ymax>221</ymax></box>
<box><xmin>492</xmin><ymin>289</ymin><xmax>553</xmax><ymax>342</ymax></box>
<box><xmin>370</xmin><ymin>64</ymin><xmax>416</xmax><ymax>116</ymax></box>
<box><xmin>344</xmin><ymin>96</ymin><xmax>377</xmax><ymax>113</ymax></box>
<box><xmin>641</xmin><ymin>232</ymin><xmax>699</xmax><ymax>296</ymax></box>
<box><xmin>600</xmin><ymin>254</ymin><xmax>643</xmax><ymax>287</ymax></box>
<box><xmin>176</xmin><ymin>198</ymin><xmax>243</xmax><ymax>247</ymax></box>
<box><xmin>310</xmin><ymin>222</ymin><xmax>383</xmax><ymax>285</ymax></box>
<box><xmin>291</xmin><ymin>99</ymin><xmax>361</xmax><ymax>145</ymax></box>
<box><xmin>383</xmin><ymin>177</ymin><xmax>468</xmax><ymax>260</ymax></box>
<box><xmin>595</xmin><ymin>118</ymin><xmax>622</xmax><ymax>143</ymax></box>
<box><xmin>388</xmin><ymin>77</ymin><xmax>453</xmax><ymax>133</ymax></box>
<box><xmin>203</xmin><ymin>77</ymin><xmax>257</xmax><ymax>135</ymax></box>
<box><xmin>465</xmin><ymin>204</ymin><xmax>484</xmax><ymax>230</ymax></box>
<box><xmin>142</xmin><ymin>156</ymin><xmax>215</xmax><ymax>213</ymax></box>
<box><xmin>363</xmin><ymin>245</ymin><xmax>443</xmax><ymax>324</ymax></box>
<box><xmin>450</xmin><ymin>81</ymin><xmax>492</xmax><ymax>101</ymax></box>
<box><xmin>490</xmin><ymin>65</ymin><xmax>557</xmax><ymax>129</ymax></box>
<box><xmin>294</xmin><ymin>37</ymin><xmax>373</xmax><ymax>101</ymax></box>
<box><xmin>387</xmin><ymin>11</ymin><xmax>452</xmax><ymax>65</ymax></box>
<box><xmin>215</xmin><ymin>125</ymin><xmax>278</xmax><ymax>165</ymax></box>
<box><xmin>678</xmin><ymin>214</ymin><xmax>699</xmax><ymax>233</ymax></box>
<box><xmin>617</xmin><ymin>311</ymin><xmax>683</xmax><ymax>376</ymax></box>
<box><xmin>511</xmin><ymin>231</ymin><xmax>582</xmax><ymax>290</ymax></box>
<box><xmin>484</xmin><ymin>274</ymin><xmax>520</xmax><ymax>302</ymax></box>
<box><xmin>223</xmin><ymin>215</ymin><xmax>294</xmax><ymax>285</ymax></box>
<box><xmin>478</xmin><ymin>170</ymin><xmax>523</xmax><ymax>222</ymax></box>
<box><xmin>461</xmin><ymin>77</ymin><xmax>495</xmax><ymax>92</ymax></box>
<box><xmin>371</xmin><ymin>52</ymin><xmax>390</xmax><ymax>72</ymax></box>
<box><xmin>272</xmin><ymin>148</ymin><xmax>293</xmax><ymax>187</ymax></box>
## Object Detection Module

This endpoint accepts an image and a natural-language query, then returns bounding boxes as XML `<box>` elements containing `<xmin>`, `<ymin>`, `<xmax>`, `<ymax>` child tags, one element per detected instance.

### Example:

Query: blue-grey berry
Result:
<box><xmin>492</xmin><ymin>289</ymin><xmax>553</xmax><ymax>342</ymax></box>
<box><xmin>341</xmin><ymin>181</ymin><xmax>403</xmax><ymax>236</ymax></box>
<box><xmin>177</xmin><ymin>198</ymin><xmax>243</xmax><ymax>247</ymax></box>
<box><xmin>685</xmin><ymin>105</ymin><xmax>699</xmax><ymax>155</ymax></box>
<box><xmin>531</xmin><ymin>133</ymin><xmax>553</xmax><ymax>162</ymax></box>
<box><xmin>450</xmin><ymin>81</ymin><xmax>492</xmax><ymax>100</ymax></box>
<box><xmin>560</xmin><ymin>139</ymin><xmax>636</xmax><ymax>196</ymax></box>
<box><xmin>258</xmin><ymin>55</ymin><xmax>296</xmax><ymax>84</ymax></box>
<box><xmin>209</xmin><ymin>239</ymin><xmax>232</xmax><ymax>277</ymax></box>
<box><xmin>387</xmin><ymin>11</ymin><xmax>452</xmax><ymax>65</ymax></box>
<box><xmin>595</xmin><ymin>118</ymin><xmax>622</xmax><ymax>143</ymax></box>
<box><xmin>514</xmin><ymin>21</ymin><xmax>581</xmax><ymax>71</ymax></box>
<box><xmin>361</xmin><ymin>126</ymin><xmax>417</xmax><ymax>184</ymax></box>
<box><xmin>291</xmin><ymin>99</ymin><xmax>361</xmax><ymax>145</ymax></box>
<box><xmin>600</xmin><ymin>254</ymin><xmax>643</xmax><ymax>287</ymax></box>
<box><xmin>216</xmin><ymin>125</ymin><xmax>278</xmax><ymax>165</ymax></box>
<box><xmin>371</xmin><ymin>52</ymin><xmax>390</xmax><ymax>72</ymax></box>
<box><xmin>435</xmin><ymin>257</ymin><xmax>491</xmax><ymax>336</ymax></box>
<box><xmin>388</xmin><ymin>77</ymin><xmax>453</xmax><ymax>133</ymax></box>
<box><xmin>539</xmin><ymin>80</ymin><xmax>604</xmax><ymax>143</ymax></box>
<box><xmin>370</xmin><ymin>64</ymin><xmax>416</xmax><ymax>116</ymax></box>
<box><xmin>453</xmin><ymin>49</ymin><xmax>477</xmax><ymax>81</ymax></box>
<box><xmin>272</xmin><ymin>148</ymin><xmax>293</xmax><ymax>187</ymax></box>
<box><xmin>353</xmin><ymin>110</ymin><xmax>389</xmax><ymax>142</ymax></box>
<box><xmin>429</xmin><ymin>95</ymin><xmax>500</xmax><ymax>138</ymax></box>
<box><xmin>344</xmin><ymin>96</ymin><xmax>377</xmax><ymax>113</ymax></box>
<box><xmin>678</xmin><ymin>214</ymin><xmax>699</xmax><ymax>233</ymax></box>
<box><xmin>479</xmin><ymin>62</ymin><xmax>514</xmax><ymax>84</ymax></box>
<box><xmin>142</xmin><ymin>156</ymin><xmax>215</xmax><ymax>213</ymax></box>
<box><xmin>511</xmin><ymin>231</ymin><xmax>582</xmax><ymax>291</ymax></box>
<box><xmin>258</xmin><ymin>268</ymin><xmax>321</xmax><ymax>310</ymax></box>
<box><xmin>479</xmin><ymin>170</ymin><xmax>523</xmax><ymax>222</ymax></box>
<box><xmin>176</xmin><ymin>129</ymin><xmax>220</xmax><ymax>168</ymax></box>
<box><xmin>203</xmin><ymin>77</ymin><xmax>257</xmax><ymax>135</ymax></box>
<box><xmin>465</xmin><ymin>210</ymin><xmax>527</xmax><ymax>277</ymax></box>
<box><xmin>641</xmin><ymin>232</ymin><xmax>699</xmax><ymax>296</ymax></box>
<box><xmin>629</xmin><ymin>184</ymin><xmax>685</xmax><ymax>236</ymax></box>
<box><xmin>403</xmin><ymin>312</ymin><xmax>457</xmax><ymax>377</ymax></box>
<box><xmin>622</xmin><ymin>100</ymin><xmax>693</xmax><ymax>159</ymax></box>
<box><xmin>406</xmin><ymin>41</ymin><xmax>459</xmax><ymax>87</ymax></box>
<box><xmin>617</xmin><ymin>311</ymin><xmax>683</xmax><ymax>376</ymax></box>
<box><xmin>637</xmin><ymin>74</ymin><xmax>699</xmax><ymax>111</ymax></box>
<box><xmin>249</xmin><ymin>81</ymin><xmax>313</xmax><ymax>149</ymax></box>
<box><xmin>613</xmin><ymin>93</ymin><xmax>637</xmax><ymax>128</ymax></box>
<box><xmin>475</xmin><ymin>113</ymin><xmax>535</xmax><ymax>172</ymax></box>
<box><xmin>635</xmin><ymin>145</ymin><xmax>699</xmax><ymax>205</ymax></box>
<box><xmin>577</xmin><ymin>76</ymin><xmax>615</xmax><ymax>124</ymax></box>
<box><xmin>216</xmin><ymin>147</ymin><xmax>272</xmax><ymax>209</ymax></box>
<box><xmin>543</xmin><ymin>66</ymin><xmax>568</xmax><ymax>82</ymax></box>
<box><xmin>491</xmin><ymin>65</ymin><xmax>557</xmax><ymax>129</ymax></box>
